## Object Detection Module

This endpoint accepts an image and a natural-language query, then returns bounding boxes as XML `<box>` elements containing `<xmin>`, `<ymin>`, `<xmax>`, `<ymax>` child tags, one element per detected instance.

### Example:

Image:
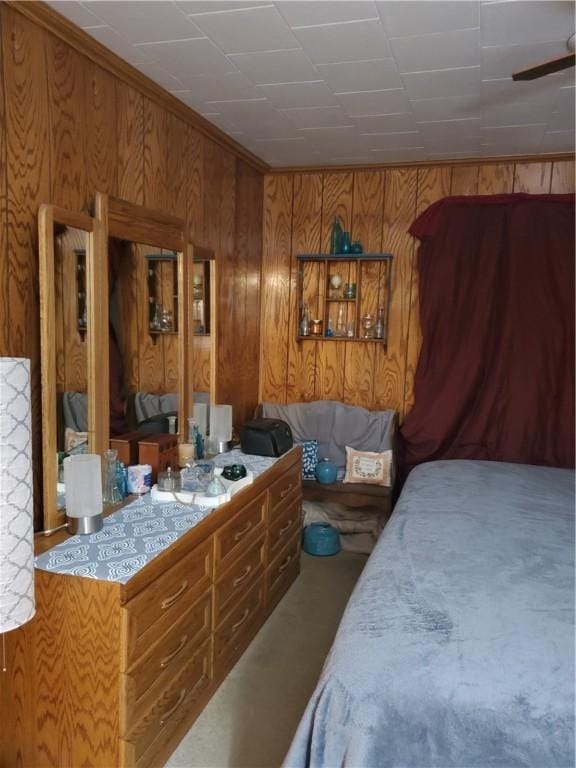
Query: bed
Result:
<box><xmin>284</xmin><ymin>460</ymin><xmax>574</xmax><ymax>768</ymax></box>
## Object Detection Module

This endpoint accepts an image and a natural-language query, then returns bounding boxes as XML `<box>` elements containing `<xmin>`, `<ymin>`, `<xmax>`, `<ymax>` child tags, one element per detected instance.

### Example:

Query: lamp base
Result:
<box><xmin>66</xmin><ymin>513</ymin><xmax>103</xmax><ymax>535</ymax></box>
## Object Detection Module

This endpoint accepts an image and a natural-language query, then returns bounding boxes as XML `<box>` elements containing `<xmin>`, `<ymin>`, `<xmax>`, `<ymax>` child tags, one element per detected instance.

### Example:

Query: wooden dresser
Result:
<box><xmin>32</xmin><ymin>448</ymin><xmax>302</xmax><ymax>768</ymax></box>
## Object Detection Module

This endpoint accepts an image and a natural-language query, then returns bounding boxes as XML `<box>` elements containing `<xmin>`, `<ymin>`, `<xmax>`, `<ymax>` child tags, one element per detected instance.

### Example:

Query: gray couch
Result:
<box><xmin>261</xmin><ymin>400</ymin><xmax>397</xmax><ymax>516</ymax></box>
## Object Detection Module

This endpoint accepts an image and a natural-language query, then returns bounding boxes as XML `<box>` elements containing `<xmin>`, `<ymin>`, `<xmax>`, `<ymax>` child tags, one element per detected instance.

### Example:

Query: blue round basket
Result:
<box><xmin>302</xmin><ymin>522</ymin><xmax>341</xmax><ymax>557</ymax></box>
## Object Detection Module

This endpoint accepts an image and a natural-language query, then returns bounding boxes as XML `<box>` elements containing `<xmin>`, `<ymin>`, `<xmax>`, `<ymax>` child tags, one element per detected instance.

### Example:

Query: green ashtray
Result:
<box><xmin>222</xmin><ymin>464</ymin><xmax>247</xmax><ymax>481</ymax></box>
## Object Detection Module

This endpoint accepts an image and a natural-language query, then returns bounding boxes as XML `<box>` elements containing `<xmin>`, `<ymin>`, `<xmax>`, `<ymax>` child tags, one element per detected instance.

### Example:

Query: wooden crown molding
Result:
<box><xmin>267</xmin><ymin>153</ymin><xmax>576</xmax><ymax>176</ymax></box>
<box><xmin>6</xmin><ymin>0</ymin><xmax>270</xmax><ymax>174</ymax></box>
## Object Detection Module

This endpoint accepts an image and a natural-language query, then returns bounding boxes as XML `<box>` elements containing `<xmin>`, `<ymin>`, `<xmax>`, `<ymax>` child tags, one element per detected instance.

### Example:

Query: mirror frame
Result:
<box><xmin>38</xmin><ymin>205</ymin><xmax>107</xmax><ymax>530</ymax></box>
<box><xmin>190</xmin><ymin>243</ymin><xmax>217</xmax><ymax>405</ymax></box>
<box><xmin>95</xmin><ymin>193</ymin><xmax>191</xmax><ymax>452</ymax></box>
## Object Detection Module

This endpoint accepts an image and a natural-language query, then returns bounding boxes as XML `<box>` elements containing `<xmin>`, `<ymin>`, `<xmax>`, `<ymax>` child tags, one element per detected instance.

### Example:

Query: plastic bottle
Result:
<box><xmin>330</xmin><ymin>216</ymin><xmax>343</xmax><ymax>254</ymax></box>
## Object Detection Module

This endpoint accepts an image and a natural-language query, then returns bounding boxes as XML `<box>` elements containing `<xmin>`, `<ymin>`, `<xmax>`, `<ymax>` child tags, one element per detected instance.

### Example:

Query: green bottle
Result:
<box><xmin>330</xmin><ymin>216</ymin><xmax>343</xmax><ymax>254</ymax></box>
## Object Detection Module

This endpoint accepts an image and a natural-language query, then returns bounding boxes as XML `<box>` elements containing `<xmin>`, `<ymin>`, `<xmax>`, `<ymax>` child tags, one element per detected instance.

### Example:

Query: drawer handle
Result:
<box><xmin>160</xmin><ymin>634</ymin><xmax>188</xmax><ymax>669</ymax></box>
<box><xmin>278</xmin><ymin>553</ymin><xmax>292</xmax><ymax>574</ymax></box>
<box><xmin>161</xmin><ymin>580</ymin><xmax>189</xmax><ymax>610</ymax></box>
<box><xmin>278</xmin><ymin>519</ymin><xmax>293</xmax><ymax>536</ymax></box>
<box><xmin>280</xmin><ymin>483</ymin><xmax>294</xmax><ymax>499</ymax></box>
<box><xmin>232</xmin><ymin>564</ymin><xmax>253</xmax><ymax>588</ymax></box>
<box><xmin>231</xmin><ymin>607</ymin><xmax>250</xmax><ymax>633</ymax></box>
<box><xmin>160</xmin><ymin>688</ymin><xmax>186</xmax><ymax>726</ymax></box>
<box><xmin>234</xmin><ymin>521</ymin><xmax>252</xmax><ymax>541</ymax></box>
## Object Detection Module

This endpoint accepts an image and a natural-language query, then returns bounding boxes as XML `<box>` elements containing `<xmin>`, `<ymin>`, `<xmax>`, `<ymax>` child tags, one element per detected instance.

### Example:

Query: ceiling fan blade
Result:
<box><xmin>512</xmin><ymin>53</ymin><xmax>576</xmax><ymax>81</ymax></box>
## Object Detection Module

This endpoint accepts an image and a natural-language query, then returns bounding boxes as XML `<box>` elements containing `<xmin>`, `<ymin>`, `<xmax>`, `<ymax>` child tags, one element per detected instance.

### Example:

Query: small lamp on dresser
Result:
<box><xmin>0</xmin><ymin>358</ymin><xmax>35</xmax><ymax>669</ymax></box>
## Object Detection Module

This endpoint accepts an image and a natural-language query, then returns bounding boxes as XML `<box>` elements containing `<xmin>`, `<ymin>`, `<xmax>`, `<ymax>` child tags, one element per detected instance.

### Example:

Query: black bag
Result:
<box><xmin>240</xmin><ymin>418</ymin><xmax>293</xmax><ymax>457</ymax></box>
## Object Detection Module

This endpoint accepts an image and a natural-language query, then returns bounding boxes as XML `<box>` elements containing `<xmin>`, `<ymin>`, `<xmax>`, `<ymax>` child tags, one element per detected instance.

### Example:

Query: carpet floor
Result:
<box><xmin>165</xmin><ymin>550</ymin><xmax>367</xmax><ymax>768</ymax></box>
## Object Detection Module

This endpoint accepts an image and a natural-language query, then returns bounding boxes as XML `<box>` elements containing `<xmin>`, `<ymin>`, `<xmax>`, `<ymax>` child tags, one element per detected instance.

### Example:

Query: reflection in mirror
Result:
<box><xmin>54</xmin><ymin>227</ymin><xmax>89</xmax><ymax>496</ymax></box>
<box><xmin>39</xmin><ymin>205</ymin><xmax>106</xmax><ymax>532</ymax></box>
<box><xmin>191</xmin><ymin>246</ymin><xmax>216</xmax><ymax>425</ymax></box>
<box><xmin>109</xmin><ymin>239</ymin><xmax>181</xmax><ymax>439</ymax></box>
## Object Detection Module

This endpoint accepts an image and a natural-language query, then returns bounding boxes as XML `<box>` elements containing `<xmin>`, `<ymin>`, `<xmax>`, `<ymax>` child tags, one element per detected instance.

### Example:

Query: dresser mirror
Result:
<box><xmin>96</xmin><ymin>194</ymin><xmax>191</xmax><ymax>445</ymax></box>
<box><xmin>190</xmin><ymin>244</ymin><xmax>216</xmax><ymax>409</ymax></box>
<box><xmin>38</xmin><ymin>205</ymin><xmax>107</xmax><ymax>531</ymax></box>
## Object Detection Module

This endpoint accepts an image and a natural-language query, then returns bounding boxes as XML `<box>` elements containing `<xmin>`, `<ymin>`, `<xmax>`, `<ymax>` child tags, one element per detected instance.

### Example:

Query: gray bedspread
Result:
<box><xmin>285</xmin><ymin>460</ymin><xmax>575</xmax><ymax>768</ymax></box>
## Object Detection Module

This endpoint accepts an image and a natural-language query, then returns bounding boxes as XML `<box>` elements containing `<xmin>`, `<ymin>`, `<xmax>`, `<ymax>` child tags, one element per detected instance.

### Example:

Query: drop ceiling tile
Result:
<box><xmin>277</xmin><ymin>1</ymin><xmax>378</xmax><ymax>27</ymax></box>
<box><xmin>391</xmin><ymin>28</ymin><xmax>480</xmax><ymax>74</ymax></box>
<box><xmin>361</xmin><ymin>131</ymin><xmax>424</xmax><ymax>150</ymax></box>
<box><xmin>329</xmin><ymin>154</ymin><xmax>376</xmax><ymax>164</ymax></box>
<box><xmin>409</xmin><ymin>94</ymin><xmax>481</xmax><ymax>121</ymax></box>
<box><xmin>190</xmin><ymin>5</ymin><xmax>299</xmax><ymax>53</ymax></box>
<box><xmin>282</xmin><ymin>106</ymin><xmax>354</xmax><ymax>129</ymax></box>
<box><xmin>174</xmin><ymin>71</ymin><xmax>261</xmax><ymax>100</ymax></box>
<box><xmin>256</xmin><ymin>81</ymin><xmax>339</xmax><ymax>109</ymax></box>
<box><xmin>208</xmin><ymin>99</ymin><xmax>298</xmax><ymax>138</ymax></box>
<box><xmin>482</xmin><ymin>123</ymin><xmax>547</xmax><ymax>146</ymax></box>
<box><xmin>417</xmin><ymin>117</ymin><xmax>482</xmax><ymax>141</ymax></box>
<box><xmin>540</xmin><ymin>130</ymin><xmax>576</xmax><ymax>152</ymax></box>
<box><xmin>337</xmin><ymin>88</ymin><xmax>410</xmax><ymax>116</ymax></box>
<box><xmin>481</xmin><ymin>77</ymin><xmax>562</xmax><ymax>108</ymax></box>
<box><xmin>292</xmin><ymin>19</ymin><xmax>390</xmax><ymax>65</ymax></box>
<box><xmin>402</xmin><ymin>66</ymin><xmax>481</xmax><ymax>99</ymax></box>
<box><xmin>548</xmin><ymin>109</ymin><xmax>576</xmax><ymax>132</ymax></box>
<box><xmin>177</xmin><ymin>1</ymin><xmax>270</xmax><ymax>13</ymax></box>
<box><xmin>86</xmin><ymin>26</ymin><xmax>151</xmax><ymax>65</ymax></box>
<box><xmin>133</xmin><ymin>62</ymin><xmax>186</xmax><ymax>91</ymax></box>
<box><xmin>430</xmin><ymin>150</ymin><xmax>482</xmax><ymax>159</ymax></box>
<box><xmin>84</xmin><ymin>1</ymin><xmax>203</xmax><ymax>44</ymax></box>
<box><xmin>370</xmin><ymin>146</ymin><xmax>428</xmax><ymax>161</ymax></box>
<box><xmin>47</xmin><ymin>1</ymin><xmax>104</xmax><ymax>28</ymax></box>
<box><xmin>355</xmin><ymin>113</ymin><xmax>418</xmax><ymax>132</ymax></box>
<box><xmin>136</xmin><ymin>37</ymin><xmax>235</xmax><ymax>76</ymax></box>
<box><xmin>377</xmin><ymin>1</ymin><xmax>479</xmax><ymax>38</ymax></box>
<box><xmin>317</xmin><ymin>59</ymin><xmax>402</xmax><ymax>92</ymax></box>
<box><xmin>423</xmin><ymin>135</ymin><xmax>483</xmax><ymax>153</ymax></box>
<box><xmin>481</xmin><ymin>40</ymin><xmax>572</xmax><ymax>80</ymax></box>
<box><xmin>227</xmin><ymin>49</ymin><xmax>320</xmax><ymax>85</ymax></box>
<box><xmin>482</xmin><ymin>1</ymin><xmax>573</xmax><ymax>47</ymax></box>
<box><xmin>296</xmin><ymin>125</ymin><xmax>358</xmax><ymax>142</ymax></box>
<box><xmin>554</xmin><ymin>85</ymin><xmax>576</xmax><ymax>117</ymax></box>
<box><xmin>483</xmin><ymin>100</ymin><xmax>559</xmax><ymax>127</ymax></box>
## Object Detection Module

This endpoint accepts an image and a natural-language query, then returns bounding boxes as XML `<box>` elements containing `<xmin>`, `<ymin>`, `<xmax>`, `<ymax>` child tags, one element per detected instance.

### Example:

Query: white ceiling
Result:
<box><xmin>49</xmin><ymin>0</ymin><xmax>576</xmax><ymax>168</ymax></box>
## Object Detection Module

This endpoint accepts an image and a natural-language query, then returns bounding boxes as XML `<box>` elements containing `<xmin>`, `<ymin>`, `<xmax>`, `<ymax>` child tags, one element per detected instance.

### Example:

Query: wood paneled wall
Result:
<box><xmin>0</xmin><ymin>5</ymin><xmax>262</xmax><ymax>766</ymax></box>
<box><xmin>260</xmin><ymin>159</ymin><xmax>574</xmax><ymax>418</ymax></box>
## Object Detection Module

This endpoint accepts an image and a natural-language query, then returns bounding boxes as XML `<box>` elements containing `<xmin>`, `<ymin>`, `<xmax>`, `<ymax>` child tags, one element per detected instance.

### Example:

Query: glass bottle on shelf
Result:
<box><xmin>330</xmin><ymin>216</ymin><xmax>343</xmax><ymax>254</ymax></box>
<box><xmin>103</xmin><ymin>448</ymin><xmax>120</xmax><ymax>505</ymax></box>
<box><xmin>375</xmin><ymin>307</ymin><xmax>385</xmax><ymax>339</ymax></box>
<box><xmin>300</xmin><ymin>302</ymin><xmax>310</xmax><ymax>336</ymax></box>
<box><xmin>335</xmin><ymin>304</ymin><xmax>346</xmax><ymax>336</ymax></box>
<box><xmin>362</xmin><ymin>314</ymin><xmax>375</xmax><ymax>339</ymax></box>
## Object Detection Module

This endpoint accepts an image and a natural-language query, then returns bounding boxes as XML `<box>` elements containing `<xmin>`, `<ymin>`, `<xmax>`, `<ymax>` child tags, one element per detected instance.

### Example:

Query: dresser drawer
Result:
<box><xmin>267</xmin><ymin>532</ymin><xmax>300</xmax><ymax>608</ymax></box>
<box><xmin>122</xmin><ymin>591</ymin><xmax>211</xmax><ymax>733</ymax></box>
<box><xmin>123</xmin><ymin>638</ymin><xmax>211</xmax><ymax>768</ymax></box>
<box><xmin>213</xmin><ymin>577</ymin><xmax>264</xmax><ymax>675</ymax></box>
<box><xmin>214</xmin><ymin>492</ymin><xmax>266</xmax><ymax>569</ymax></box>
<box><xmin>123</xmin><ymin>537</ymin><xmax>212</xmax><ymax>668</ymax></box>
<box><xmin>268</xmin><ymin>462</ymin><xmax>301</xmax><ymax>517</ymax></box>
<box><xmin>268</xmin><ymin>497</ymin><xmax>301</xmax><ymax>560</ymax></box>
<box><xmin>214</xmin><ymin>535</ymin><xmax>265</xmax><ymax>628</ymax></box>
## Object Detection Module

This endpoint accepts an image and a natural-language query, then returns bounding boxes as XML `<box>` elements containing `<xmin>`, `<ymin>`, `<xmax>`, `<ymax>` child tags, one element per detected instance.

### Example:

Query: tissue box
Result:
<box><xmin>298</xmin><ymin>439</ymin><xmax>319</xmax><ymax>479</ymax></box>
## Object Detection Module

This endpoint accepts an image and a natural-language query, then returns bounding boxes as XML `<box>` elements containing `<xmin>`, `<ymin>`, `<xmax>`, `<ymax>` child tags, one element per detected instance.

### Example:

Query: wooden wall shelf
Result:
<box><xmin>296</xmin><ymin>253</ymin><xmax>393</xmax><ymax>346</ymax></box>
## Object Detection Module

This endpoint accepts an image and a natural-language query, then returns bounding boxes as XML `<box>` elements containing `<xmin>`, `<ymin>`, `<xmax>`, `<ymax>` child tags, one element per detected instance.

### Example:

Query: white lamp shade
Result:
<box><xmin>0</xmin><ymin>358</ymin><xmax>35</xmax><ymax>633</ymax></box>
<box><xmin>210</xmin><ymin>404</ymin><xmax>233</xmax><ymax>441</ymax></box>
<box><xmin>63</xmin><ymin>454</ymin><xmax>102</xmax><ymax>519</ymax></box>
